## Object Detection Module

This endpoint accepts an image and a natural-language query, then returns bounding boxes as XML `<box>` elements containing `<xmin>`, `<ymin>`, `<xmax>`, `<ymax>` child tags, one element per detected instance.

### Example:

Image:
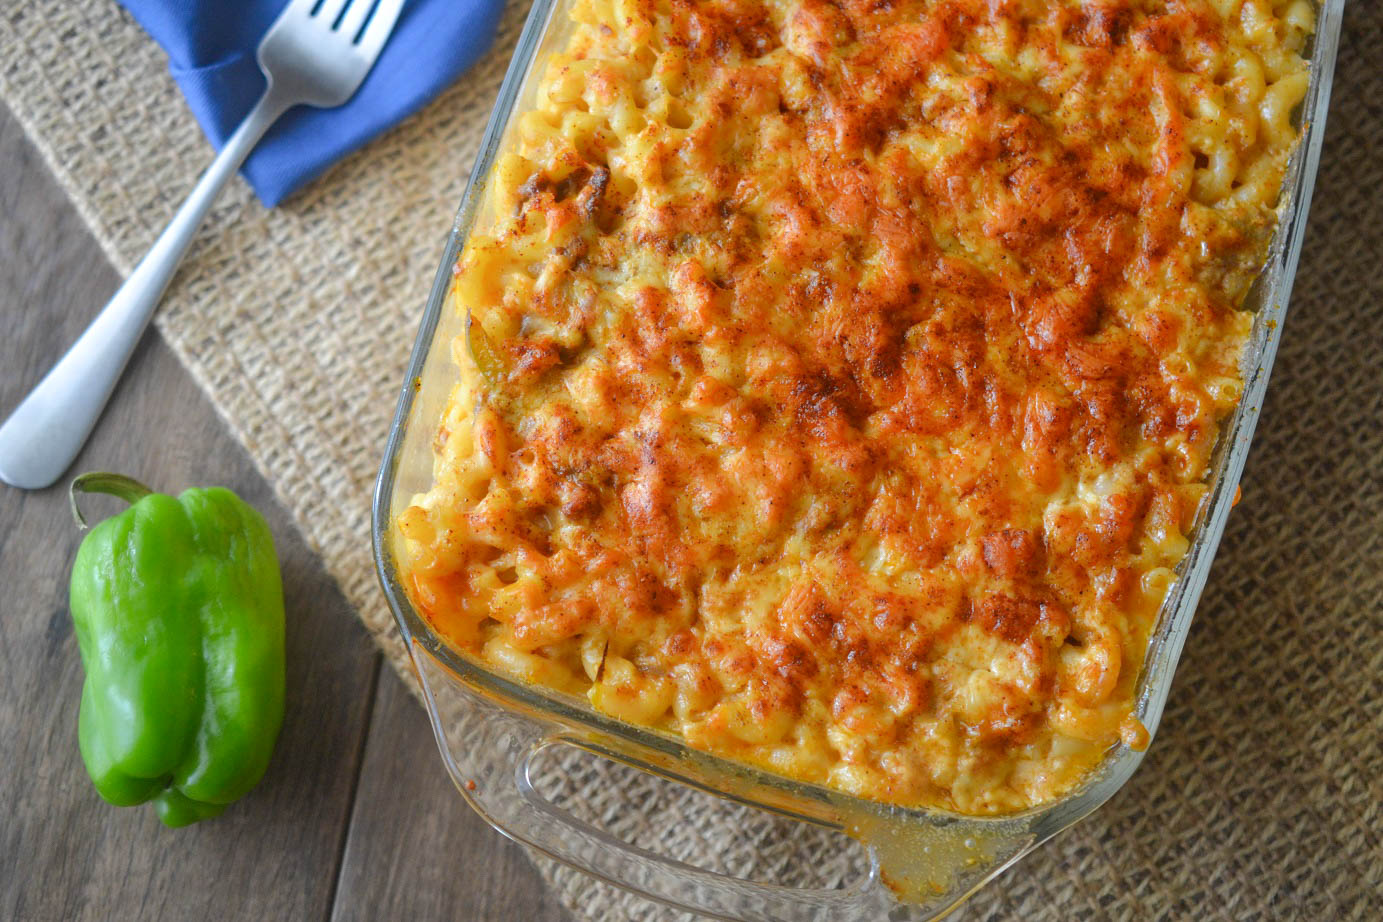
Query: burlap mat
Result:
<box><xmin>3</xmin><ymin>1</ymin><xmax>1378</xmax><ymax>918</ymax></box>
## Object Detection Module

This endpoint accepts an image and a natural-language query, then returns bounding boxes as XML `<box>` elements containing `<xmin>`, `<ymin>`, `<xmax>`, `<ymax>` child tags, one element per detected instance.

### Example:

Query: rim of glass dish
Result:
<box><xmin>372</xmin><ymin>0</ymin><xmax>1345</xmax><ymax>840</ymax></box>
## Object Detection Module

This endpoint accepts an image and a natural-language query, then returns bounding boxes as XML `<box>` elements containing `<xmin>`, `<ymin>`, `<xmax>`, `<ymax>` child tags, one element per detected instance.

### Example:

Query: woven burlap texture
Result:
<box><xmin>2</xmin><ymin>1</ymin><xmax>1379</xmax><ymax>918</ymax></box>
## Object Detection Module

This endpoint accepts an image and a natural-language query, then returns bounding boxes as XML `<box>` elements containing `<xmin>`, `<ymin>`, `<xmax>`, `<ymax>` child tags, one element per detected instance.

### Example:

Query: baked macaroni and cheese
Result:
<box><xmin>397</xmin><ymin>0</ymin><xmax>1314</xmax><ymax>814</ymax></box>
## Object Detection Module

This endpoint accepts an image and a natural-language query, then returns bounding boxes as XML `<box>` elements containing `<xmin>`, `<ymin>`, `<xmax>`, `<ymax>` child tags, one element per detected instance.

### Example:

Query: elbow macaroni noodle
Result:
<box><xmin>398</xmin><ymin>0</ymin><xmax>1314</xmax><ymax>814</ymax></box>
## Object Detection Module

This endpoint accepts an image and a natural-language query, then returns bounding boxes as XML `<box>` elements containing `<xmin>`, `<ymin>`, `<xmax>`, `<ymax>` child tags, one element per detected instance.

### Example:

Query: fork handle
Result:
<box><xmin>0</xmin><ymin>89</ymin><xmax>294</xmax><ymax>490</ymax></box>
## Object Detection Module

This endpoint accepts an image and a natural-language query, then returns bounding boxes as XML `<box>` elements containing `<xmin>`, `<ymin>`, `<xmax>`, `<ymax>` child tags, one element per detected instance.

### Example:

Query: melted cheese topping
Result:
<box><xmin>398</xmin><ymin>0</ymin><xmax>1313</xmax><ymax>813</ymax></box>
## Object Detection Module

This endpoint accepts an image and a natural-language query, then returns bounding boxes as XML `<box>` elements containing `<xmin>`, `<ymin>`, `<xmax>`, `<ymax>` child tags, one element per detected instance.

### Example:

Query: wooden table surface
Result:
<box><xmin>0</xmin><ymin>102</ymin><xmax>572</xmax><ymax>922</ymax></box>
<box><xmin>3</xmin><ymin>15</ymin><xmax>1379</xmax><ymax>917</ymax></box>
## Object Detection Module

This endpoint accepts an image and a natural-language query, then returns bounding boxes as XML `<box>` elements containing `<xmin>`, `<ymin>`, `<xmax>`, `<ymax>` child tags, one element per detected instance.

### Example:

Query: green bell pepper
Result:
<box><xmin>68</xmin><ymin>472</ymin><xmax>286</xmax><ymax>828</ymax></box>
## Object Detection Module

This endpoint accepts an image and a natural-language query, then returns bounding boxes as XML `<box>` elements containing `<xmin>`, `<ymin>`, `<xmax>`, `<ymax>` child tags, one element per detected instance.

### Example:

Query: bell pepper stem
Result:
<box><xmin>70</xmin><ymin>472</ymin><xmax>155</xmax><ymax>530</ymax></box>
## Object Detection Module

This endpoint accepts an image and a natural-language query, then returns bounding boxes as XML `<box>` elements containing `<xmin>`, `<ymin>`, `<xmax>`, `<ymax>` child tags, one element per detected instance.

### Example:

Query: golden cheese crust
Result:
<box><xmin>398</xmin><ymin>0</ymin><xmax>1314</xmax><ymax>813</ymax></box>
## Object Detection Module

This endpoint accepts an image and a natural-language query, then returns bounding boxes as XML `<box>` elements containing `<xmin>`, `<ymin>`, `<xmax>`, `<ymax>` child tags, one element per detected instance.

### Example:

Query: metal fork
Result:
<box><xmin>0</xmin><ymin>0</ymin><xmax>405</xmax><ymax>489</ymax></box>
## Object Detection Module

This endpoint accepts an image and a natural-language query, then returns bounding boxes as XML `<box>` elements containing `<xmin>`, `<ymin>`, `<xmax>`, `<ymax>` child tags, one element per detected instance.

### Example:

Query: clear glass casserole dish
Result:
<box><xmin>372</xmin><ymin>1</ymin><xmax>1345</xmax><ymax>917</ymax></box>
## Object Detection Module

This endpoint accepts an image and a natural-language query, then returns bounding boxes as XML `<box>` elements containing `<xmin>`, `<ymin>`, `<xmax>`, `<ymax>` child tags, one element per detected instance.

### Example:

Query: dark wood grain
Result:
<box><xmin>0</xmin><ymin>100</ymin><xmax>569</xmax><ymax>922</ymax></box>
<box><xmin>0</xmin><ymin>104</ymin><xmax>381</xmax><ymax>922</ymax></box>
<box><xmin>331</xmin><ymin>670</ymin><xmax>574</xmax><ymax>922</ymax></box>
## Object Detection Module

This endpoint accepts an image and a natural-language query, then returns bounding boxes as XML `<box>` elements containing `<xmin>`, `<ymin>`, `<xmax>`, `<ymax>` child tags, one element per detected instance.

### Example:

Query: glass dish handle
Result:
<box><xmin>409</xmin><ymin>641</ymin><xmax>912</xmax><ymax>922</ymax></box>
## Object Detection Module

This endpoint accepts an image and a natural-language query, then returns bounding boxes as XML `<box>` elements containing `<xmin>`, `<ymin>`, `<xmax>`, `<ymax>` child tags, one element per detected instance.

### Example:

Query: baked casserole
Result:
<box><xmin>396</xmin><ymin>0</ymin><xmax>1314</xmax><ymax>814</ymax></box>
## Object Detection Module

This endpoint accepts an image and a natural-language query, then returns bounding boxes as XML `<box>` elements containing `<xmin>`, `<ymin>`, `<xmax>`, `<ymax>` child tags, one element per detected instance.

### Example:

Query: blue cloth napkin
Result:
<box><xmin>118</xmin><ymin>0</ymin><xmax>506</xmax><ymax>206</ymax></box>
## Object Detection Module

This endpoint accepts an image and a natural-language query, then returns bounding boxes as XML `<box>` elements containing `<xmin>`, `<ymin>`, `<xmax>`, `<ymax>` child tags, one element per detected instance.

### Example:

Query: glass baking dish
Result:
<box><xmin>372</xmin><ymin>1</ymin><xmax>1345</xmax><ymax>917</ymax></box>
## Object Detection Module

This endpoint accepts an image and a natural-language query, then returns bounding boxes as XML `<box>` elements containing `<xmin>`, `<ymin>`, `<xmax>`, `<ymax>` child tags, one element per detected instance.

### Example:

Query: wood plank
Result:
<box><xmin>0</xmin><ymin>103</ymin><xmax>381</xmax><ymax>921</ymax></box>
<box><xmin>330</xmin><ymin>667</ymin><xmax>573</xmax><ymax>922</ymax></box>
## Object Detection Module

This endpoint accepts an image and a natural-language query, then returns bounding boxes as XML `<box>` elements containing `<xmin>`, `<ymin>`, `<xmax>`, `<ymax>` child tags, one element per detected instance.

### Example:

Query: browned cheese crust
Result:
<box><xmin>397</xmin><ymin>0</ymin><xmax>1314</xmax><ymax>813</ymax></box>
